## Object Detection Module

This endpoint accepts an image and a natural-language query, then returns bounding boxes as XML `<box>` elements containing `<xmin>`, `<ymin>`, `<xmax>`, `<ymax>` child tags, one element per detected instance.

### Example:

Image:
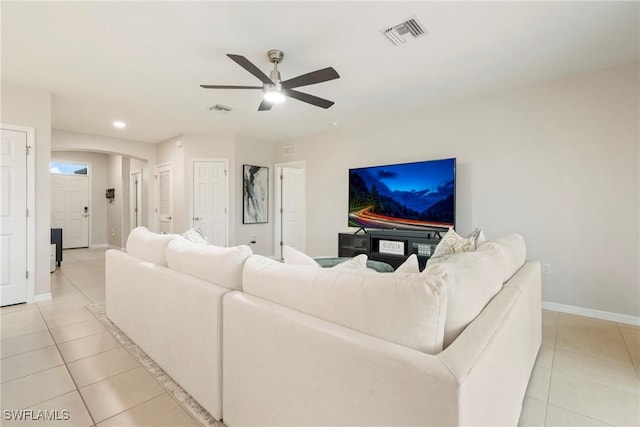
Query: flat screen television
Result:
<box><xmin>348</xmin><ymin>158</ymin><xmax>455</xmax><ymax>231</ymax></box>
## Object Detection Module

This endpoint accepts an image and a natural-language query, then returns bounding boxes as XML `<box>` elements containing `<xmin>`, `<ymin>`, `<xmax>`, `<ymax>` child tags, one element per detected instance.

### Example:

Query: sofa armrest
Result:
<box><xmin>105</xmin><ymin>249</ymin><xmax>228</xmax><ymax>420</ymax></box>
<box><xmin>438</xmin><ymin>260</ymin><xmax>542</xmax><ymax>426</ymax></box>
<box><xmin>223</xmin><ymin>291</ymin><xmax>459</xmax><ymax>427</ymax></box>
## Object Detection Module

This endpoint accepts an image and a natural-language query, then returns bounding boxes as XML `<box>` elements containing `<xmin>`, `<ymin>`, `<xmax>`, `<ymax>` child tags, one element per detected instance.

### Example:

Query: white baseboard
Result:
<box><xmin>33</xmin><ymin>293</ymin><xmax>52</xmax><ymax>303</ymax></box>
<box><xmin>543</xmin><ymin>301</ymin><xmax>640</xmax><ymax>326</ymax></box>
<box><xmin>90</xmin><ymin>244</ymin><xmax>119</xmax><ymax>249</ymax></box>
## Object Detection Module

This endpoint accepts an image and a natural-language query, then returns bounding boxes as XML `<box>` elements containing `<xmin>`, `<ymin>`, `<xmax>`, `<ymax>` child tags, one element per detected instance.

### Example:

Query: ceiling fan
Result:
<box><xmin>200</xmin><ymin>49</ymin><xmax>340</xmax><ymax>111</ymax></box>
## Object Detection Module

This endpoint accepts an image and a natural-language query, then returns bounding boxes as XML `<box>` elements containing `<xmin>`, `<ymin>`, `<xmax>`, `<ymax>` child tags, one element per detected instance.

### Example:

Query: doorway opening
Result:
<box><xmin>273</xmin><ymin>160</ymin><xmax>306</xmax><ymax>259</ymax></box>
<box><xmin>50</xmin><ymin>161</ymin><xmax>90</xmax><ymax>249</ymax></box>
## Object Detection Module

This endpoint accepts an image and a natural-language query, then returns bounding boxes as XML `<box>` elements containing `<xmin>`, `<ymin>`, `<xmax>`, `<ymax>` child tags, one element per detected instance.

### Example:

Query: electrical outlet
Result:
<box><xmin>542</xmin><ymin>263</ymin><xmax>551</xmax><ymax>275</ymax></box>
<box><xmin>111</xmin><ymin>229</ymin><xmax>116</xmax><ymax>236</ymax></box>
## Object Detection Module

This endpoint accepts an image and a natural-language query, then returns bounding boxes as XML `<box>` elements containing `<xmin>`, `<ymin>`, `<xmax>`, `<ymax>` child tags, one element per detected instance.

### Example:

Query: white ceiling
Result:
<box><xmin>2</xmin><ymin>1</ymin><xmax>638</xmax><ymax>143</ymax></box>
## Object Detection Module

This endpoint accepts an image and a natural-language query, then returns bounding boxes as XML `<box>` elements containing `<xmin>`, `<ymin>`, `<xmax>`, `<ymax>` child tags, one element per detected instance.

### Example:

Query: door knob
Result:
<box><xmin>167</xmin><ymin>216</ymin><xmax>172</xmax><ymax>220</ymax></box>
<box><xmin>194</xmin><ymin>217</ymin><xmax>201</xmax><ymax>221</ymax></box>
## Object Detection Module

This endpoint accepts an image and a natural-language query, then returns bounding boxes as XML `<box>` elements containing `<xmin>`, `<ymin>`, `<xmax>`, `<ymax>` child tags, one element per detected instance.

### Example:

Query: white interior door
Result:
<box><xmin>192</xmin><ymin>160</ymin><xmax>228</xmax><ymax>246</ymax></box>
<box><xmin>274</xmin><ymin>164</ymin><xmax>306</xmax><ymax>258</ymax></box>
<box><xmin>1</xmin><ymin>129</ymin><xmax>28</xmax><ymax>306</ymax></box>
<box><xmin>156</xmin><ymin>164</ymin><xmax>173</xmax><ymax>234</ymax></box>
<box><xmin>50</xmin><ymin>174</ymin><xmax>89</xmax><ymax>249</ymax></box>
<box><xmin>130</xmin><ymin>171</ymin><xmax>142</xmax><ymax>231</ymax></box>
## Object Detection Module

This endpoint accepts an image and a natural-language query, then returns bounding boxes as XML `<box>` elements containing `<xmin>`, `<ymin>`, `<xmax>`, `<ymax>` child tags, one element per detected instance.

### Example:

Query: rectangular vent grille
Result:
<box><xmin>283</xmin><ymin>145</ymin><xmax>297</xmax><ymax>156</ymax></box>
<box><xmin>382</xmin><ymin>16</ymin><xmax>428</xmax><ymax>46</ymax></box>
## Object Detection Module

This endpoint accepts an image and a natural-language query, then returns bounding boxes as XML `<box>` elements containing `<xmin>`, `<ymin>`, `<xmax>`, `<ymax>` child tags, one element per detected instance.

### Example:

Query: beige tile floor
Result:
<box><xmin>1</xmin><ymin>248</ymin><xmax>199</xmax><ymax>427</ymax></box>
<box><xmin>1</xmin><ymin>248</ymin><xmax>639</xmax><ymax>426</ymax></box>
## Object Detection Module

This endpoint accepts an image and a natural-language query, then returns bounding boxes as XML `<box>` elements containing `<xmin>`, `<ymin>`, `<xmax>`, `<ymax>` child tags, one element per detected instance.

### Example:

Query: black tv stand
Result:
<box><xmin>338</xmin><ymin>230</ymin><xmax>442</xmax><ymax>271</ymax></box>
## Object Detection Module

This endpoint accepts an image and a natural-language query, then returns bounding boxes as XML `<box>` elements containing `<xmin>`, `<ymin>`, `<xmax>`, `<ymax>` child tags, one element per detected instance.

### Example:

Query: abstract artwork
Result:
<box><xmin>243</xmin><ymin>165</ymin><xmax>268</xmax><ymax>224</ymax></box>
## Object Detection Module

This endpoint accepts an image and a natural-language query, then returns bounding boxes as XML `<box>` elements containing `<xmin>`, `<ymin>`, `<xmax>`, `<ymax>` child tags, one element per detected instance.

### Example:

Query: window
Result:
<box><xmin>50</xmin><ymin>161</ymin><xmax>89</xmax><ymax>175</ymax></box>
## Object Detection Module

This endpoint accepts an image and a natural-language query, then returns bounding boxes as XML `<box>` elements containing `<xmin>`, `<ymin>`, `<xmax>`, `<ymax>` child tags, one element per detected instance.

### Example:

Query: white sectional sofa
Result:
<box><xmin>105</xmin><ymin>228</ymin><xmax>252</xmax><ymax>420</ymax></box>
<box><xmin>106</xmin><ymin>228</ymin><xmax>541</xmax><ymax>427</ymax></box>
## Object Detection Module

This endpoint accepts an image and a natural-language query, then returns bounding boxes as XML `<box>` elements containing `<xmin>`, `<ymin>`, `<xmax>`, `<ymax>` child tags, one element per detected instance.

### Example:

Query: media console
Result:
<box><xmin>338</xmin><ymin>230</ymin><xmax>442</xmax><ymax>271</ymax></box>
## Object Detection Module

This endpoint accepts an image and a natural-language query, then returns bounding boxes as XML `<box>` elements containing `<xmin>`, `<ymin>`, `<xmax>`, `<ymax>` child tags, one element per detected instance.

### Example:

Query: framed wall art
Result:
<box><xmin>243</xmin><ymin>164</ymin><xmax>269</xmax><ymax>224</ymax></box>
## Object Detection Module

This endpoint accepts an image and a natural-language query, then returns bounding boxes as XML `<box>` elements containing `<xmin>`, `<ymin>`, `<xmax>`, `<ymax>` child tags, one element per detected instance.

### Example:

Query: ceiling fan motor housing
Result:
<box><xmin>267</xmin><ymin>49</ymin><xmax>284</xmax><ymax>64</ymax></box>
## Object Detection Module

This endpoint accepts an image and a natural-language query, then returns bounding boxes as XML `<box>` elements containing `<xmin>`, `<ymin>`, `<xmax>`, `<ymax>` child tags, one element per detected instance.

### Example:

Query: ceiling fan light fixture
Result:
<box><xmin>263</xmin><ymin>87</ymin><xmax>285</xmax><ymax>103</ymax></box>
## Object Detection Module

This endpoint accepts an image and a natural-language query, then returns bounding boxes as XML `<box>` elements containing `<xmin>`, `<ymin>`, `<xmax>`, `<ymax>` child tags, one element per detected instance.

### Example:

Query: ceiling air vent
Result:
<box><xmin>283</xmin><ymin>145</ymin><xmax>297</xmax><ymax>157</ymax></box>
<box><xmin>382</xmin><ymin>16</ymin><xmax>428</xmax><ymax>46</ymax></box>
<box><xmin>208</xmin><ymin>104</ymin><xmax>232</xmax><ymax>113</ymax></box>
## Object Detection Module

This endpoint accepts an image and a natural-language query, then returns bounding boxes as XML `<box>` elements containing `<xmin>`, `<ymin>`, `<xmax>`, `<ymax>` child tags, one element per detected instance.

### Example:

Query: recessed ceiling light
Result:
<box><xmin>329</xmin><ymin>121</ymin><xmax>339</xmax><ymax>127</ymax></box>
<box><xmin>113</xmin><ymin>121</ymin><xmax>126</xmax><ymax>128</ymax></box>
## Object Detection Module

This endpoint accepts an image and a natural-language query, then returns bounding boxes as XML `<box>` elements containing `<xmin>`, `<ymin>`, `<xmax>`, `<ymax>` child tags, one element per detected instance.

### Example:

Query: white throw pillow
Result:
<box><xmin>476</xmin><ymin>233</ymin><xmax>526</xmax><ymax>282</ymax></box>
<box><xmin>395</xmin><ymin>254</ymin><xmax>420</xmax><ymax>273</ymax></box>
<box><xmin>282</xmin><ymin>245</ymin><xmax>320</xmax><ymax>268</ymax></box>
<box><xmin>126</xmin><ymin>227</ymin><xmax>180</xmax><ymax>266</ymax></box>
<box><xmin>331</xmin><ymin>254</ymin><xmax>368</xmax><ymax>271</ymax></box>
<box><xmin>166</xmin><ymin>238</ymin><xmax>253</xmax><ymax>290</ymax></box>
<box><xmin>243</xmin><ymin>255</ymin><xmax>448</xmax><ymax>355</ymax></box>
<box><xmin>428</xmin><ymin>228</ymin><xmax>483</xmax><ymax>265</ymax></box>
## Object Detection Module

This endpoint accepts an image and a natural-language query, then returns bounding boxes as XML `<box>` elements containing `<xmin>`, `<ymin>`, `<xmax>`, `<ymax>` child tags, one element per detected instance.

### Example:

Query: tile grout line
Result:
<box><xmin>617</xmin><ymin>322</ymin><xmax>640</xmax><ymax>381</ymax></box>
<box><xmin>35</xmin><ymin>290</ymin><xmax>99</xmax><ymax>427</ymax></box>
<box><xmin>542</xmin><ymin>314</ymin><xmax>557</xmax><ymax>427</ymax></box>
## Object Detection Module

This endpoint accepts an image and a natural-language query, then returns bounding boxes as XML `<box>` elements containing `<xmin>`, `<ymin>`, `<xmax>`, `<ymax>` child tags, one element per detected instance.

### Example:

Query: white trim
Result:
<box><xmin>90</xmin><ymin>243</ymin><xmax>119</xmax><ymax>250</ymax></box>
<box><xmin>1</xmin><ymin>124</ymin><xmax>36</xmax><ymax>304</ymax></box>
<box><xmin>543</xmin><ymin>301</ymin><xmax>640</xmax><ymax>326</ymax></box>
<box><xmin>33</xmin><ymin>293</ymin><xmax>52</xmax><ymax>303</ymax></box>
<box><xmin>190</xmin><ymin>158</ymin><xmax>230</xmax><ymax>247</ymax></box>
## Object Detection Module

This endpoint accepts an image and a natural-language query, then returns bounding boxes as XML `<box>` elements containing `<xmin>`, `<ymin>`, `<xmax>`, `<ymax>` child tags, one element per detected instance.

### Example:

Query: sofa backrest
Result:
<box><xmin>242</xmin><ymin>255</ymin><xmax>448</xmax><ymax>355</ymax></box>
<box><xmin>126</xmin><ymin>226</ymin><xmax>180</xmax><ymax>267</ymax></box>
<box><xmin>166</xmin><ymin>238</ymin><xmax>252</xmax><ymax>290</ymax></box>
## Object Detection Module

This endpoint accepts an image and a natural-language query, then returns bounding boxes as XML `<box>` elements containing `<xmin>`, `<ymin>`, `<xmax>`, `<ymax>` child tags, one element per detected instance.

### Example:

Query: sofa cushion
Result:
<box><xmin>423</xmin><ymin>246</ymin><xmax>504</xmax><ymax>348</ymax></box>
<box><xmin>126</xmin><ymin>227</ymin><xmax>180</xmax><ymax>267</ymax></box>
<box><xmin>477</xmin><ymin>233</ymin><xmax>526</xmax><ymax>282</ymax></box>
<box><xmin>166</xmin><ymin>238</ymin><xmax>252</xmax><ymax>290</ymax></box>
<box><xmin>243</xmin><ymin>255</ymin><xmax>448</xmax><ymax>354</ymax></box>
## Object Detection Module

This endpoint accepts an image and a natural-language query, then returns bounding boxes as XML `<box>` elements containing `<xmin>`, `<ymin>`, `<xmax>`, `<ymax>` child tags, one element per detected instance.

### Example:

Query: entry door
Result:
<box><xmin>51</xmin><ymin>175</ymin><xmax>90</xmax><ymax>248</ymax></box>
<box><xmin>275</xmin><ymin>166</ymin><xmax>306</xmax><ymax>258</ymax></box>
<box><xmin>156</xmin><ymin>164</ymin><xmax>173</xmax><ymax>233</ymax></box>
<box><xmin>192</xmin><ymin>161</ymin><xmax>227</xmax><ymax>246</ymax></box>
<box><xmin>130</xmin><ymin>171</ymin><xmax>142</xmax><ymax>231</ymax></box>
<box><xmin>0</xmin><ymin>129</ymin><xmax>28</xmax><ymax>306</ymax></box>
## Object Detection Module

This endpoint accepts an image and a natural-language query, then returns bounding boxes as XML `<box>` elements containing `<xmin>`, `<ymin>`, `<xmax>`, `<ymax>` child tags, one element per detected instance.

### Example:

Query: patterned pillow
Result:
<box><xmin>182</xmin><ymin>227</ymin><xmax>208</xmax><ymax>245</ymax></box>
<box><xmin>427</xmin><ymin>228</ymin><xmax>483</xmax><ymax>265</ymax></box>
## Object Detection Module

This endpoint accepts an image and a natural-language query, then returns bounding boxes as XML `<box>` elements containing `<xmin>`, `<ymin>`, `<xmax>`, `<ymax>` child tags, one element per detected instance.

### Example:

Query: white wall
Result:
<box><xmin>52</xmin><ymin>130</ymin><xmax>156</xmax><ymax>231</ymax></box>
<box><xmin>51</xmin><ymin>151</ymin><xmax>109</xmax><ymax>247</ymax></box>
<box><xmin>106</xmin><ymin>154</ymin><xmax>124</xmax><ymax>248</ymax></box>
<box><xmin>235</xmin><ymin>136</ymin><xmax>276</xmax><ymax>254</ymax></box>
<box><xmin>274</xmin><ymin>62</ymin><xmax>640</xmax><ymax>317</ymax></box>
<box><xmin>155</xmin><ymin>133</ymin><xmax>274</xmax><ymax>255</ymax></box>
<box><xmin>1</xmin><ymin>82</ymin><xmax>52</xmax><ymax>297</ymax></box>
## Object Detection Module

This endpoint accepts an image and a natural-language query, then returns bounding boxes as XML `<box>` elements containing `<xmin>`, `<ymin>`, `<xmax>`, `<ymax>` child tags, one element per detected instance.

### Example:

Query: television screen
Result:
<box><xmin>348</xmin><ymin>158</ymin><xmax>455</xmax><ymax>231</ymax></box>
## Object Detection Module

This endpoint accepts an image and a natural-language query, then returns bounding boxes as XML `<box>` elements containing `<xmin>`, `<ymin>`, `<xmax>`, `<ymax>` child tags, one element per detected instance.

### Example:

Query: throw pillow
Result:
<box><xmin>395</xmin><ymin>254</ymin><xmax>420</xmax><ymax>273</ymax></box>
<box><xmin>428</xmin><ymin>228</ymin><xmax>484</xmax><ymax>265</ymax></box>
<box><xmin>182</xmin><ymin>227</ymin><xmax>208</xmax><ymax>245</ymax></box>
<box><xmin>282</xmin><ymin>245</ymin><xmax>320</xmax><ymax>268</ymax></box>
<box><xmin>331</xmin><ymin>254</ymin><xmax>368</xmax><ymax>270</ymax></box>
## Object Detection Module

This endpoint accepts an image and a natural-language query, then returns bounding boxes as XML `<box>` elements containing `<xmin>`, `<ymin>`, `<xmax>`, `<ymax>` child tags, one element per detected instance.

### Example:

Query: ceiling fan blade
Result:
<box><xmin>200</xmin><ymin>85</ymin><xmax>262</xmax><ymax>89</ymax></box>
<box><xmin>285</xmin><ymin>89</ymin><xmax>335</xmax><ymax>109</ymax></box>
<box><xmin>258</xmin><ymin>99</ymin><xmax>273</xmax><ymax>111</ymax></box>
<box><xmin>281</xmin><ymin>67</ymin><xmax>340</xmax><ymax>89</ymax></box>
<box><xmin>227</xmin><ymin>54</ymin><xmax>273</xmax><ymax>85</ymax></box>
